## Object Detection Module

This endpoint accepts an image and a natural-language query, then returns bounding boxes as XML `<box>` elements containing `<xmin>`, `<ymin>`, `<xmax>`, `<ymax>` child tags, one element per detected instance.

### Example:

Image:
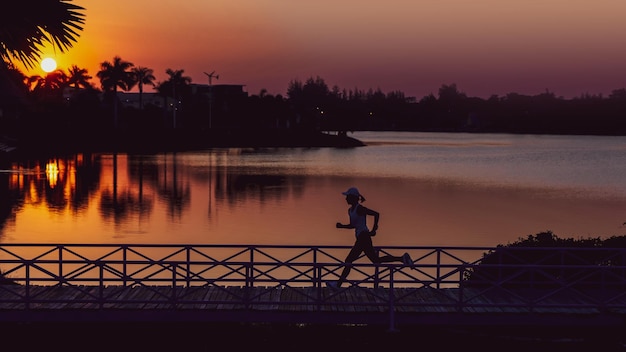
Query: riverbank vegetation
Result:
<box><xmin>463</xmin><ymin>231</ymin><xmax>626</xmax><ymax>289</ymax></box>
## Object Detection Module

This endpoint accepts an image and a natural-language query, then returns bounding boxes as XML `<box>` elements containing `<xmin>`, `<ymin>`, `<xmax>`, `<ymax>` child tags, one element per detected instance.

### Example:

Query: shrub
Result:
<box><xmin>462</xmin><ymin>231</ymin><xmax>626</xmax><ymax>289</ymax></box>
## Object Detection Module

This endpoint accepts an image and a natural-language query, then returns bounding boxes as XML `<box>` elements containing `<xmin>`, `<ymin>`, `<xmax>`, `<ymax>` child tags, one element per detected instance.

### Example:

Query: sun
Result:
<box><xmin>41</xmin><ymin>57</ymin><xmax>57</xmax><ymax>73</ymax></box>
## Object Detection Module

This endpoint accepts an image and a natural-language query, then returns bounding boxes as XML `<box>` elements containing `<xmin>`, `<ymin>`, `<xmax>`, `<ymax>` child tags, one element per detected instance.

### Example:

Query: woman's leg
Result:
<box><xmin>336</xmin><ymin>240</ymin><xmax>366</xmax><ymax>287</ymax></box>
<box><xmin>362</xmin><ymin>236</ymin><xmax>403</xmax><ymax>263</ymax></box>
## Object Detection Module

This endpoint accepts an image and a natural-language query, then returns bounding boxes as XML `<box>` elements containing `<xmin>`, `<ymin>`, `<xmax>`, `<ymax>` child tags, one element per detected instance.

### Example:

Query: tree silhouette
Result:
<box><xmin>132</xmin><ymin>66</ymin><xmax>156</xmax><ymax>110</ymax></box>
<box><xmin>27</xmin><ymin>69</ymin><xmax>68</xmax><ymax>103</ymax></box>
<box><xmin>156</xmin><ymin>69</ymin><xmax>192</xmax><ymax>129</ymax></box>
<box><xmin>287</xmin><ymin>76</ymin><xmax>334</xmax><ymax>129</ymax></box>
<box><xmin>0</xmin><ymin>0</ymin><xmax>85</xmax><ymax>69</ymax></box>
<box><xmin>96</xmin><ymin>56</ymin><xmax>135</xmax><ymax>128</ymax></box>
<box><xmin>67</xmin><ymin>65</ymin><xmax>92</xmax><ymax>90</ymax></box>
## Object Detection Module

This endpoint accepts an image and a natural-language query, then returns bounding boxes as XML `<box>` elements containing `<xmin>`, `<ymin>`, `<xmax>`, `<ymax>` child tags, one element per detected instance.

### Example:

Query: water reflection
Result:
<box><xmin>1</xmin><ymin>133</ymin><xmax>625</xmax><ymax>247</ymax></box>
<box><xmin>100</xmin><ymin>154</ymin><xmax>154</xmax><ymax>229</ymax></box>
<box><xmin>0</xmin><ymin>150</ymin><xmax>312</xmax><ymax>244</ymax></box>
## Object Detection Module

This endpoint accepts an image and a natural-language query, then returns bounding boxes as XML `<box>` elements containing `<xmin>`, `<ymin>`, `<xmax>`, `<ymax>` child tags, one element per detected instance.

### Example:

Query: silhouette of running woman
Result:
<box><xmin>327</xmin><ymin>187</ymin><xmax>414</xmax><ymax>288</ymax></box>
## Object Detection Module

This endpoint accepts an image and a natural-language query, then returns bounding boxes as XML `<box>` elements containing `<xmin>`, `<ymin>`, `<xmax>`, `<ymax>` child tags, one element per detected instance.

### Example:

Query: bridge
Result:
<box><xmin>1</xmin><ymin>244</ymin><xmax>626</xmax><ymax>332</ymax></box>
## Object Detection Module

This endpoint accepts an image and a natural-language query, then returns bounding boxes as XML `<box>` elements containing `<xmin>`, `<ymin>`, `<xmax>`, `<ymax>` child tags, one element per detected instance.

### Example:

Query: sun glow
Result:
<box><xmin>41</xmin><ymin>58</ymin><xmax>57</xmax><ymax>73</ymax></box>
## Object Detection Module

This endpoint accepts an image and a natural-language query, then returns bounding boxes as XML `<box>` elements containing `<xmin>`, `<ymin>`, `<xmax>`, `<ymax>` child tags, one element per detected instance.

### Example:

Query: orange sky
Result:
<box><xmin>24</xmin><ymin>0</ymin><xmax>626</xmax><ymax>99</ymax></box>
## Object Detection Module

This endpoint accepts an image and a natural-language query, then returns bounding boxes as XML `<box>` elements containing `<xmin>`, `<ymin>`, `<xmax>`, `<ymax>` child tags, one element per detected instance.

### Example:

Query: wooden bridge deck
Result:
<box><xmin>2</xmin><ymin>285</ymin><xmax>626</xmax><ymax>328</ymax></box>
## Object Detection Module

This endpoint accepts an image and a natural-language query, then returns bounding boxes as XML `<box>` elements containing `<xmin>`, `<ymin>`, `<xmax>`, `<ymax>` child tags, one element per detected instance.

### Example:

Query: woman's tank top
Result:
<box><xmin>349</xmin><ymin>205</ymin><xmax>368</xmax><ymax>238</ymax></box>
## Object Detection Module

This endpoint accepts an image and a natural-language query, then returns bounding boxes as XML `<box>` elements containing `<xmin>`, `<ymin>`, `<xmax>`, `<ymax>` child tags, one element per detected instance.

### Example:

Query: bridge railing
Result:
<box><xmin>0</xmin><ymin>244</ymin><xmax>479</xmax><ymax>288</ymax></box>
<box><xmin>1</xmin><ymin>244</ymin><xmax>626</xmax><ymax>318</ymax></box>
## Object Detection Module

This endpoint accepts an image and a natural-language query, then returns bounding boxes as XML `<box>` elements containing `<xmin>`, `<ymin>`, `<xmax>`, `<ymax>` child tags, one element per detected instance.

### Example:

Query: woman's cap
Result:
<box><xmin>342</xmin><ymin>187</ymin><xmax>361</xmax><ymax>197</ymax></box>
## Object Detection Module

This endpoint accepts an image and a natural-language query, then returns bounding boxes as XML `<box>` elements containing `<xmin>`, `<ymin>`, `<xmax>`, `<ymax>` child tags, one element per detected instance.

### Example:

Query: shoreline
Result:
<box><xmin>4</xmin><ymin>129</ymin><xmax>365</xmax><ymax>161</ymax></box>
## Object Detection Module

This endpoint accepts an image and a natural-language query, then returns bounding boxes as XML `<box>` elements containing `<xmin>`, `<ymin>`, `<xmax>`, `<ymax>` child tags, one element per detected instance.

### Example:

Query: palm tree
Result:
<box><xmin>0</xmin><ymin>0</ymin><xmax>85</xmax><ymax>69</ymax></box>
<box><xmin>25</xmin><ymin>70</ymin><xmax>69</xmax><ymax>109</ymax></box>
<box><xmin>132</xmin><ymin>66</ymin><xmax>156</xmax><ymax>110</ymax></box>
<box><xmin>96</xmin><ymin>56</ymin><xmax>135</xmax><ymax>128</ymax></box>
<box><xmin>27</xmin><ymin>70</ymin><xmax>68</xmax><ymax>94</ymax></box>
<box><xmin>67</xmin><ymin>65</ymin><xmax>92</xmax><ymax>90</ymax></box>
<box><xmin>156</xmin><ymin>69</ymin><xmax>191</xmax><ymax>128</ymax></box>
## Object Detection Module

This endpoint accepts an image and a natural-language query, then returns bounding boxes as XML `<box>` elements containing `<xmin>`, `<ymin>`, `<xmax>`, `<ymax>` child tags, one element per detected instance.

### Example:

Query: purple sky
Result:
<box><xmin>30</xmin><ymin>0</ymin><xmax>626</xmax><ymax>99</ymax></box>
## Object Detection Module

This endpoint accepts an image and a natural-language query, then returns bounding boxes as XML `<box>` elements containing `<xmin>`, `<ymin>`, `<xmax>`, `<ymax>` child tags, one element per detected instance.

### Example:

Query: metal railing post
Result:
<box><xmin>313</xmin><ymin>249</ymin><xmax>318</xmax><ymax>288</ymax></box>
<box><xmin>374</xmin><ymin>248</ymin><xmax>380</xmax><ymax>288</ymax></box>
<box><xmin>122</xmin><ymin>245</ymin><xmax>128</xmax><ymax>287</ymax></box>
<box><xmin>387</xmin><ymin>267</ymin><xmax>397</xmax><ymax>332</ymax></box>
<box><xmin>314</xmin><ymin>249</ymin><xmax>322</xmax><ymax>309</ymax></box>
<box><xmin>25</xmin><ymin>263</ymin><xmax>30</xmax><ymax>310</ymax></box>
<box><xmin>436</xmin><ymin>248</ymin><xmax>441</xmax><ymax>289</ymax></box>
<box><xmin>186</xmin><ymin>246</ymin><xmax>191</xmax><ymax>288</ymax></box>
<box><xmin>99</xmin><ymin>261</ymin><xmax>104</xmax><ymax>309</ymax></box>
<box><xmin>172</xmin><ymin>262</ymin><xmax>177</xmax><ymax>305</ymax></box>
<box><xmin>58</xmin><ymin>245</ymin><xmax>63</xmax><ymax>286</ymax></box>
<box><xmin>248</xmin><ymin>247</ymin><xmax>254</xmax><ymax>288</ymax></box>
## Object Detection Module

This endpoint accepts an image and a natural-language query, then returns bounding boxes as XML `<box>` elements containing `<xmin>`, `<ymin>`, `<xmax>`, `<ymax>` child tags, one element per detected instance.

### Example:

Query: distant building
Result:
<box><xmin>113</xmin><ymin>84</ymin><xmax>248</xmax><ymax>114</ymax></box>
<box><xmin>191</xmin><ymin>84</ymin><xmax>248</xmax><ymax>98</ymax></box>
<box><xmin>116</xmin><ymin>91</ymin><xmax>174</xmax><ymax>111</ymax></box>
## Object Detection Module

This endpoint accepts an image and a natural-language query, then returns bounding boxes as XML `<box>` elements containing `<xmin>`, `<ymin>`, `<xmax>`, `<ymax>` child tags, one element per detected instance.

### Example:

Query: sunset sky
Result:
<box><xmin>26</xmin><ymin>0</ymin><xmax>626</xmax><ymax>99</ymax></box>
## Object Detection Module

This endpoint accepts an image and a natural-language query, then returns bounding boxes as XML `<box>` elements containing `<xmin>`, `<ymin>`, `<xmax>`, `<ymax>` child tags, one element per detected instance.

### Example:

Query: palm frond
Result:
<box><xmin>0</xmin><ymin>0</ymin><xmax>86</xmax><ymax>68</ymax></box>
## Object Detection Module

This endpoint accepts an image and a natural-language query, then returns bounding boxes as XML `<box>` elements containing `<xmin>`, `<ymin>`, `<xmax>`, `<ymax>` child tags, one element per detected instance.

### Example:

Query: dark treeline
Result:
<box><xmin>284</xmin><ymin>78</ymin><xmax>626</xmax><ymax>135</ymax></box>
<box><xmin>2</xmin><ymin>59</ymin><xmax>626</xmax><ymax>155</ymax></box>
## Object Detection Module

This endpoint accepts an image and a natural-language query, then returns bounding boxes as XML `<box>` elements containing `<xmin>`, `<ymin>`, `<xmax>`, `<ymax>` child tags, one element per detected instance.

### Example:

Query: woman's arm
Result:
<box><xmin>360</xmin><ymin>206</ymin><xmax>379</xmax><ymax>233</ymax></box>
<box><xmin>370</xmin><ymin>209</ymin><xmax>380</xmax><ymax>233</ymax></box>
<box><xmin>336</xmin><ymin>222</ymin><xmax>353</xmax><ymax>229</ymax></box>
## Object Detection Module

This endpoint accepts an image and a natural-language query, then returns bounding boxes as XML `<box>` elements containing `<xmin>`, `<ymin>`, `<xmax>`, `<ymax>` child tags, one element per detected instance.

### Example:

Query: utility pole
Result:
<box><xmin>203</xmin><ymin>71</ymin><xmax>219</xmax><ymax>129</ymax></box>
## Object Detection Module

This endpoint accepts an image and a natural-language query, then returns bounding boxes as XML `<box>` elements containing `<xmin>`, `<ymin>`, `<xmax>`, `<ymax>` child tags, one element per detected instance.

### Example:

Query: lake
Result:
<box><xmin>1</xmin><ymin>131</ymin><xmax>625</xmax><ymax>247</ymax></box>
